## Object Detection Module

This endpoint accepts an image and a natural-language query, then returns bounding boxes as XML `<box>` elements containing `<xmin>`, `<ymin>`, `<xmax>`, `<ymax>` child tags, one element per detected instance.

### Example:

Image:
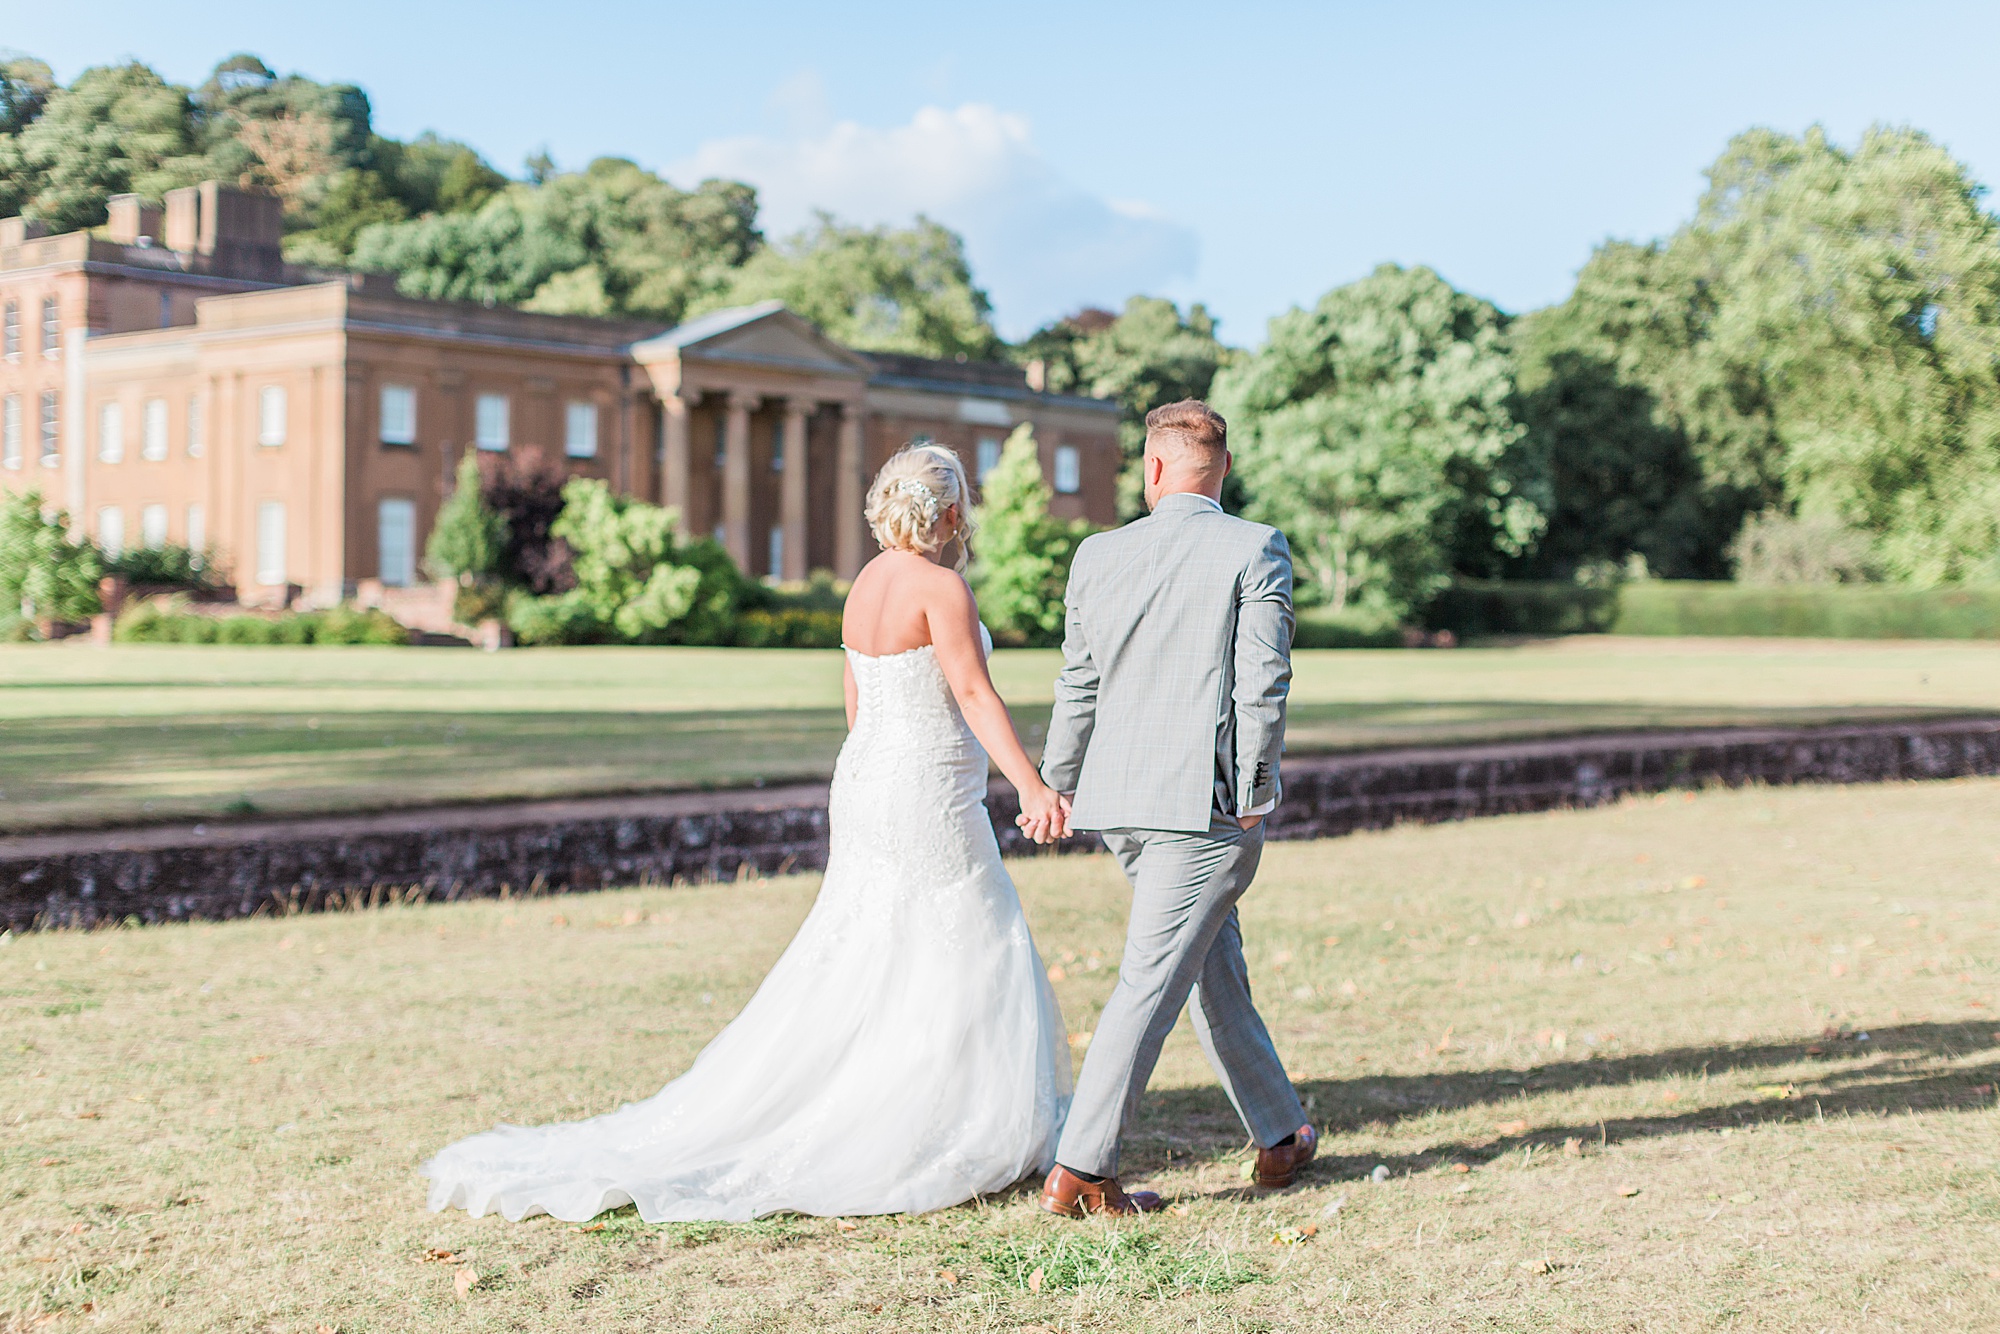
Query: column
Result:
<box><xmin>835</xmin><ymin>403</ymin><xmax>866</xmax><ymax>578</ymax></box>
<box><xmin>780</xmin><ymin>398</ymin><xmax>811</xmax><ymax>582</ymax></box>
<box><xmin>661</xmin><ymin>392</ymin><xmax>691</xmax><ymax>532</ymax></box>
<box><xmin>723</xmin><ymin>390</ymin><xmax>757</xmax><ymax>573</ymax></box>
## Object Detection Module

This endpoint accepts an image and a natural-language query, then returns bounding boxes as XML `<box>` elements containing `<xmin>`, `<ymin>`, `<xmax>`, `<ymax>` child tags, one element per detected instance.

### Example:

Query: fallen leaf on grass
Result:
<box><xmin>937</xmin><ymin>1268</ymin><xmax>958</xmax><ymax>1286</ymax></box>
<box><xmin>1616</xmin><ymin>1186</ymin><xmax>1640</xmax><ymax>1197</ymax></box>
<box><xmin>1659</xmin><ymin>1091</ymin><xmax>1680</xmax><ymax>1104</ymax></box>
<box><xmin>1518</xmin><ymin>1258</ymin><xmax>1552</xmax><ymax>1273</ymax></box>
<box><xmin>1027</xmin><ymin>1266</ymin><xmax>1044</xmax><ymax>1293</ymax></box>
<box><xmin>567</xmin><ymin>1222</ymin><xmax>605</xmax><ymax>1233</ymax></box>
<box><xmin>1679</xmin><ymin>875</ymin><xmax>1706</xmax><ymax>890</ymax></box>
<box><xmin>316</xmin><ymin>1325</ymin><xmax>340</xmax><ymax>1334</ymax></box>
<box><xmin>454</xmin><ymin>1265</ymin><xmax>477</xmax><ymax>1300</ymax></box>
<box><xmin>1496</xmin><ymin>1119</ymin><xmax>1530</xmax><ymax>1136</ymax></box>
<box><xmin>835</xmin><ymin>1219</ymin><xmax>858</xmax><ymax>1232</ymax></box>
<box><xmin>1270</xmin><ymin>1225</ymin><xmax>1317</xmax><ymax>1245</ymax></box>
<box><xmin>1754</xmin><ymin>1084</ymin><xmax>1799</xmax><ymax>1101</ymax></box>
<box><xmin>74</xmin><ymin>1111</ymin><xmax>99</xmax><ymax>1120</ymax></box>
<box><xmin>1167</xmin><ymin>1204</ymin><xmax>1189</xmax><ymax>1217</ymax></box>
<box><xmin>37</xmin><ymin>1157</ymin><xmax>61</xmax><ymax>1167</ymax></box>
<box><xmin>421</xmin><ymin>1248</ymin><xmax>460</xmax><ymax>1263</ymax></box>
<box><xmin>1563</xmin><ymin>1138</ymin><xmax>1583</xmax><ymax>1158</ymax></box>
<box><xmin>1449</xmin><ymin>1162</ymin><xmax>1471</xmax><ymax>1173</ymax></box>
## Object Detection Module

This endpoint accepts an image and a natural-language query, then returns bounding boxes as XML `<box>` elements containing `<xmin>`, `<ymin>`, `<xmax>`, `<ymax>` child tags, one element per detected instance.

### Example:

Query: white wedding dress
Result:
<box><xmin>423</xmin><ymin>628</ymin><xmax>1071</xmax><ymax>1222</ymax></box>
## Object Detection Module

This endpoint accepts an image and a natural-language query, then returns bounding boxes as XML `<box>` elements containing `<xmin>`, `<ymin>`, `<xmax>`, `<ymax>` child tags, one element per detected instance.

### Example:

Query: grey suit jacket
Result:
<box><xmin>1040</xmin><ymin>492</ymin><xmax>1294</xmax><ymax>833</ymax></box>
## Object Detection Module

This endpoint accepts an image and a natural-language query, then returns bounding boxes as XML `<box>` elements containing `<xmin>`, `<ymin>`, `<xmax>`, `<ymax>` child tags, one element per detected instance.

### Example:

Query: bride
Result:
<box><xmin>423</xmin><ymin>443</ymin><xmax>1074</xmax><ymax>1222</ymax></box>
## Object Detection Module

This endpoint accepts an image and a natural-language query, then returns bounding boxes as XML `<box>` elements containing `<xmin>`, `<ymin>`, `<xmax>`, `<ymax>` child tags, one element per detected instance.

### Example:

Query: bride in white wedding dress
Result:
<box><xmin>424</xmin><ymin>444</ymin><xmax>1074</xmax><ymax>1222</ymax></box>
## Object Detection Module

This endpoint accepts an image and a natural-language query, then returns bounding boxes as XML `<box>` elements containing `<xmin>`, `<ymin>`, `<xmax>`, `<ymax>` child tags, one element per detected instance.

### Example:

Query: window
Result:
<box><xmin>186</xmin><ymin>504</ymin><xmax>205</xmax><ymax>552</ymax></box>
<box><xmin>767</xmin><ymin>526</ymin><xmax>784</xmax><ymax>579</ymax></box>
<box><xmin>377</xmin><ymin>498</ymin><xmax>416</xmax><ymax>587</ymax></box>
<box><xmin>975</xmin><ymin>436</ymin><xmax>1002</xmax><ymax>481</ymax></box>
<box><xmin>140</xmin><ymin>503</ymin><xmax>168</xmax><ymax>549</ymax></box>
<box><xmin>475</xmin><ymin>393</ymin><xmax>510</xmax><ymax>451</ymax></box>
<box><xmin>255</xmin><ymin>501</ymin><xmax>287</xmax><ymax>586</ymax></box>
<box><xmin>380</xmin><ymin>384</ymin><xmax>417</xmax><ymax>446</ymax></box>
<box><xmin>770</xmin><ymin>417</ymin><xmax>785</xmax><ymax>473</ymax></box>
<box><xmin>158</xmin><ymin>291</ymin><xmax>172</xmax><ymax>329</ymax></box>
<box><xmin>97</xmin><ymin>507</ymin><xmax>124</xmax><ymax>559</ymax></box>
<box><xmin>2</xmin><ymin>300</ymin><xmax>16</xmax><ymax>360</ymax></box>
<box><xmin>186</xmin><ymin>396</ymin><xmax>203</xmax><ymax>458</ymax></box>
<box><xmin>98</xmin><ymin>401</ymin><xmax>124</xmax><ymax>463</ymax></box>
<box><xmin>142</xmin><ymin>398</ymin><xmax>168</xmax><ymax>461</ymax></box>
<box><xmin>564</xmin><ymin>400</ymin><xmax>598</xmax><ymax>459</ymax></box>
<box><xmin>1052</xmin><ymin>444</ymin><xmax>1081</xmax><ymax>494</ymax></box>
<box><xmin>41</xmin><ymin>297</ymin><xmax>58</xmax><ymax>358</ymax></box>
<box><xmin>38</xmin><ymin>391</ymin><xmax>57</xmax><ymax>464</ymax></box>
<box><xmin>257</xmin><ymin>385</ymin><xmax>287</xmax><ymax>446</ymax></box>
<box><xmin>1</xmin><ymin>394</ymin><xmax>18</xmax><ymax>469</ymax></box>
<box><xmin>713</xmin><ymin>416</ymin><xmax>726</xmax><ymax>470</ymax></box>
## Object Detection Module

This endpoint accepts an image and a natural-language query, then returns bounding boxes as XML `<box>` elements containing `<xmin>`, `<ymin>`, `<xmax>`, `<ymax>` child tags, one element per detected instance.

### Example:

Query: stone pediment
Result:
<box><xmin>632</xmin><ymin>301</ymin><xmax>872</xmax><ymax>378</ymax></box>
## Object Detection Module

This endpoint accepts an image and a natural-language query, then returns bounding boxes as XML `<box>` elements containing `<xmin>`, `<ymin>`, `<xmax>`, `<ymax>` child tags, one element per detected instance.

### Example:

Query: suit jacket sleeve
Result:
<box><xmin>1039</xmin><ymin>543</ymin><xmax>1098</xmax><ymax>793</ymax></box>
<box><xmin>1233</xmin><ymin>528</ymin><xmax>1294</xmax><ymax>814</ymax></box>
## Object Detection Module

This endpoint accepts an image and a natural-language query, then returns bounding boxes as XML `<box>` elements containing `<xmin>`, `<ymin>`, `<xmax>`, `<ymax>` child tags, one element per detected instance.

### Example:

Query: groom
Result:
<box><xmin>1032</xmin><ymin>399</ymin><xmax>1316</xmax><ymax>1217</ymax></box>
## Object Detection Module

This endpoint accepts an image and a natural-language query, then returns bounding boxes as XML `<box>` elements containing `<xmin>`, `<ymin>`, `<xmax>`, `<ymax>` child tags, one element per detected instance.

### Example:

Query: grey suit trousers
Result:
<box><xmin>1054</xmin><ymin>815</ymin><xmax>1306</xmax><ymax>1177</ymax></box>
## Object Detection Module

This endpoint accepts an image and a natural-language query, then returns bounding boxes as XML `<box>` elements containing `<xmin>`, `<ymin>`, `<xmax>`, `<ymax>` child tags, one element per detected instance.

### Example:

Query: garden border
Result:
<box><xmin>4</xmin><ymin>716</ymin><xmax>1997</xmax><ymax>930</ymax></box>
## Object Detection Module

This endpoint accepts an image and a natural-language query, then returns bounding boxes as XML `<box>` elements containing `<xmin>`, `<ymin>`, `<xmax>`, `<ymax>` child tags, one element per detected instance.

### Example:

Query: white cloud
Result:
<box><xmin>674</xmin><ymin>103</ymin><xmax>1199</xmax><ymax>338</ymax></box>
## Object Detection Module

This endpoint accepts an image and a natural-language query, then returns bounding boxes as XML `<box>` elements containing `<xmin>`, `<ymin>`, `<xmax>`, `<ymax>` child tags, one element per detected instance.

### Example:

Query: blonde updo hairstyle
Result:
<box><xmin>865</xmin><ymin>442</ymin><xmax>976</xmax><ymax>570</ymax></box>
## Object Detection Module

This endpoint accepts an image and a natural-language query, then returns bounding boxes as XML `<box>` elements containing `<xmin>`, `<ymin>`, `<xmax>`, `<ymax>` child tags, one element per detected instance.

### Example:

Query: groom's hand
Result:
<box><xmin>1054</xmin><ymin>792</ymin><xmax>1075</xmax><ymax>840</ymax></box>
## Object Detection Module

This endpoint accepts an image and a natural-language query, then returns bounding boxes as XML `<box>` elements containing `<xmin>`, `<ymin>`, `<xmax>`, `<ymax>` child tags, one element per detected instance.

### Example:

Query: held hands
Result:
<box><xmin>1015</xmin><ymin>786</ymin><xmax>1073</xmax><ymax>845</ymax></box>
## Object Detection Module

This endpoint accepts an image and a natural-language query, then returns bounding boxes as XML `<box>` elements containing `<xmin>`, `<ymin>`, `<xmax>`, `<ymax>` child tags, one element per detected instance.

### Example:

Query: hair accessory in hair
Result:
<box><xmin>895</xmin><ymin>476</ymin><xmax>941</xmax><ymax>524</ymax></box>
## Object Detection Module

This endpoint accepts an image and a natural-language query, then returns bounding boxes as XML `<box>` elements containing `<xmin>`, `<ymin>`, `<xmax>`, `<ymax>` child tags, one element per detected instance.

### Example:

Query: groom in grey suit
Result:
<box><xmin>1035</xmin><ymin>399</ymin><xmax>1316</xmax><ymax>1218</ymax></box>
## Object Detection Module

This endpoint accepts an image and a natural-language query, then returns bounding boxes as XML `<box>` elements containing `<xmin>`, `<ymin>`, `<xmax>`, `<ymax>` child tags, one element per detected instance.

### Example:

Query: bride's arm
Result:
<box><xmin>927</xmin><ymin>574</ymin><xmax>1064</xmax><ymax>840</ymax></box>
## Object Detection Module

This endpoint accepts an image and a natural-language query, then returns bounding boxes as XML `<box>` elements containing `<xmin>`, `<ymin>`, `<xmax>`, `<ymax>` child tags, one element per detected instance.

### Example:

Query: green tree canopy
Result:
<box><xmin>698</xmin><ymin>212</ymin><xmax>1002</xmax><ymax>361</ymax></box>
<box><xmin>1526</xmin><ymin>126</ymin><xmax>2000</xmax><ymax>584</ymax></box>
<box><xmin>1215</xmin><ymin>264</ymin><xmax>1547</xmax><ymax>618</ymax></box>
<box><xmin>0</xmin><ymin>490</ymin><xmax>102</xmax><ymax>626</ymax></box>
<box><xmin>968</xmin><ymin>426</ymin><xmax>1094</xmax><ymax>645</ymax></box>
<box><xmin>1018</xmin><ymin>296</ymin><xmax>1230</xmax><ymax>515</ymax></box>
<box><xmin>352</xmin><ymin>159</ymin><xmax>760</xmax><ymax>324</ymax></box>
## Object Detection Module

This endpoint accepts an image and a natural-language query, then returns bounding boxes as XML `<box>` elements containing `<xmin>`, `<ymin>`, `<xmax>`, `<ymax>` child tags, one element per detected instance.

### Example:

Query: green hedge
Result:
<box><xmin>1426</xmin><ymin>579</ymin><xmax>2000</xmax><ymax>640</ymax></box>
<box><xmin>733</xmin><ymin>608</ymin><xmax>845</xmax><ymax>649</ymax></box>
<box><xmin>1611</xmin><ymin>582</ymin><xmax>2000</xmax><ymax>639</ymax></box>
<box><xmin>1292</xmin><ymin>607</ymin><xmax>1403</xmax><ymax>649</ymax></box>
<box><xmin>113</xmin><ymin>604</ymin><xmax>412</xmax><ymax>646</ymax></box>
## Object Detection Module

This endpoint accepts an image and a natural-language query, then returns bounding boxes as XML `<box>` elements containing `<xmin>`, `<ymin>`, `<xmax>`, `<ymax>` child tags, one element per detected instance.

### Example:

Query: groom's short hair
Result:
<box><xmin>1144</xmin><ymin>399</ymin><xmax>1228</xmax><ymax>460</ymax></box>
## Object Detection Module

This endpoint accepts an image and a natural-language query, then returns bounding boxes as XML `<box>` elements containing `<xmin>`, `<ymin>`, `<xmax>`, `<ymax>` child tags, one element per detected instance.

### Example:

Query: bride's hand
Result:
<box><xmin>1016</xmin><ymin>782</ymin><xmax>1065</xmax><ymax>845</ymax></box>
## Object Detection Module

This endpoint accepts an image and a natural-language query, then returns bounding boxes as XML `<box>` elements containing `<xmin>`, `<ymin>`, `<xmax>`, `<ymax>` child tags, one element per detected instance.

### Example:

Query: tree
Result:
<box><xmin>10</xmin><ymin>60</ymin><xmax>206</xmax><ymax>232</ymax></box>
<box><xmin>968</xmin><ymin>426</ymin><xmax>1094</xmax><ymax>645</ymax></box>
<box><xmin>424</xmin><ymin>452</ymin><xmax>508</xmax><ymax>584</ymax></box>
<box><xmin>1527</xmin><ymin>126</ymin><xmax>2000</xmax><ymax>585</ymax></box>
<box><xmin>506</xmin><ymin>479</ymin><xmax>743</xmax><ymax>645</ymax></box>
<box><xmin>353</xmin><ymin>159</ymin><xmax>760</xmax><ymax>325</ymax></box>
<box><xmin>1214</xmin><ymin>264</ymin><xmax>1546</xmax><ymax>619</ymax></box>
<box><xmin>699</xmin><ymin>212</ymin><xmax>1002</xmax><ymax>360</ymax></box>
<box><xmin>0</xmin><ymin>490</ymin><xmax>102</xmax><ymax>627</ymax></box>
<box><xmin>1019</xmin><ymin>297</ymin><xmax>1230</xmax><ymax>517</ymax></box>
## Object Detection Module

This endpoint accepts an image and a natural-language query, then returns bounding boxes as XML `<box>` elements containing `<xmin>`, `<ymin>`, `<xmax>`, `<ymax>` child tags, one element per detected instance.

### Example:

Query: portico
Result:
<box><xmin>632</xmin><ymin>302</ymin><xmax>871</xmax><ymax>581</ymax></box>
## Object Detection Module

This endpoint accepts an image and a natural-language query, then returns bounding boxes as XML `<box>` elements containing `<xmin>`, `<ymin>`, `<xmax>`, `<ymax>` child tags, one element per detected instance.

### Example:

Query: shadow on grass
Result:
<box><xmin>1127</xmin><ymin>1021</ymin><xmax>2000</xmax><ymax>1190</ymax></box>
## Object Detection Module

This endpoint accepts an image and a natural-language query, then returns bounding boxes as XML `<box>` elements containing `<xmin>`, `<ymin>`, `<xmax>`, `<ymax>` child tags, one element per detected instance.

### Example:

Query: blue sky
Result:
<box><xmin>10</xmin><ymin>1</ymin><xmax>2000</xmax><ymax>341</ymax></box>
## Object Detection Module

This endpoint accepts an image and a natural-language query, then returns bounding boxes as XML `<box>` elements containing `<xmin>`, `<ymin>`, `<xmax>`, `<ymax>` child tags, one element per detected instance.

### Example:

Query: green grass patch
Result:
<box><xmin>981</xmin><ymin>1225</ymin><xmax>1266</xmax><ymax>1295</ymax></box>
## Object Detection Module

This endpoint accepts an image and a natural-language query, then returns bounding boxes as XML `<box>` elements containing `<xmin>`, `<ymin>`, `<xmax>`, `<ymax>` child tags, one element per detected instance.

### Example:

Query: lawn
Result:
<box><xmin>2</xmin><ymin>636</ymin><xmax>1997</xmax><ymax>833</ymax></box>
<box><xmin>5</xmin><ymin>776</ymin><xmax>1998</xmax><ymax>1330</ymax></box>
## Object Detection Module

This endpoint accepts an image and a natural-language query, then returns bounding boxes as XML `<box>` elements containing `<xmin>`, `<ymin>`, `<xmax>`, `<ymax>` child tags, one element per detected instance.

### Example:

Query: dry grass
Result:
<box><xmin>4</xmin><ymin>777</ymin><xmax>2000</xmax><ymax>1330</ymax></box>
<box><xmin>2</xmin><ymin>636</ymin><xmax>1997</xmax><ymax>831</ymax></box>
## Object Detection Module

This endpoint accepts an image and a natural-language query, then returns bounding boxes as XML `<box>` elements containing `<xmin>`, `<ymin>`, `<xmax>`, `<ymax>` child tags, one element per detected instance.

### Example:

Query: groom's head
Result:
<box><xmin>1142</xmin><ymin>400</ymin><xmax>1231</xmax><ymax>510</ymax></box>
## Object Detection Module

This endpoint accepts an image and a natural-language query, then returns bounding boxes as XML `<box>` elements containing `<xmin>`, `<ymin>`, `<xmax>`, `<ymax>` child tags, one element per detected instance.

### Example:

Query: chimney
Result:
<box><xmin>163</xmin><ymin>187</ymin><xmax>201</xmax><ymax>253</ymax></box>
<box><xmin>0</xmin><ymin>217</ymin><xmax>49</xmax><ymax>248</ymax></box>
<box><xmin>105</xmin><ymin>194</ymin><xmax>165</xmax><ymax>246</ymax></box>
<box><xmin>1025</xmin><ymin>358</ymin><xmax>1047</xmax><ymax>393</ymax></box>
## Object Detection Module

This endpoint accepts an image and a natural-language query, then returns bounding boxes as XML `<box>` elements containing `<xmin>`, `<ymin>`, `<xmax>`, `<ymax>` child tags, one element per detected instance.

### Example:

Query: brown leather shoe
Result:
<box><xmin>1254</xmin><ymin>1123</ymin><xmax>1318</xmax><ymax>1189</ymax></box>
<box><xmin>1039</xmin><ymin>1164</ymin><xmax>1166</xmax><ymax>1218</ymax></box>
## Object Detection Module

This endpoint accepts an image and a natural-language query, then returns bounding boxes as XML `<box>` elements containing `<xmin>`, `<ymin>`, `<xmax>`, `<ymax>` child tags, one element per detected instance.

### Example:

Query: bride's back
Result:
<box><xmin>842</xmin><ymin>551</ymin><xmax>954</xmax><ymax>657</ymax></box>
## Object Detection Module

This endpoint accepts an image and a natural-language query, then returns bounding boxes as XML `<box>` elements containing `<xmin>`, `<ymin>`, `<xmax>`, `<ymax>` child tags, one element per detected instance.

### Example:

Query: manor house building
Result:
<box><xmin>0</xmin><ymin>183</ymin><xmax>1120</xmax><ymax>605</ymax></box>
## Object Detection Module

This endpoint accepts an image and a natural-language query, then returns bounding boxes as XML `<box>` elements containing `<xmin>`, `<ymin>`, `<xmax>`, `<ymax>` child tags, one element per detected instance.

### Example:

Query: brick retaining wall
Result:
<box><xmin>4</xmin><ymin>717</ymin><xmax>1997</xmax><ymax>930</ymax></box>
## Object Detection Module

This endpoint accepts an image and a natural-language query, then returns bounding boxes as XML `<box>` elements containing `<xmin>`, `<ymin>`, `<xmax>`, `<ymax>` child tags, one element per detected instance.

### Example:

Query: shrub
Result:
<box><xmin>1729</xmin><ymin>510</ymin><xmax>1876</xmax><ymax>584</ymax></box>
<box><xmin>734</xmin><ymin>608</ymin><xmax>844</xmax><ymax>648</ymax></box>
<box><xmin>111</xmin><ymin>603</ymin><xmax>410</xmax><ymax>646</ymax></box>
<box><xmin>102</xmin><ymin>542</ymin><xmax>222</xmax><ymax>590</ymax></box>
<box><xmin>1424</xmin><ymin>579</ymin><xmax>1620</xmax><ymax>637</ymax></box>
<box><xmin>1612</xmin><ymin>582</ymin><xmax>2000</xmax><ymax>639</ymax></box>
<box><xmin>969</xmin><ymin>426</ymin><xmax>1094</xmax><ymax>647</ymax></box>
<box><xmin>0</xmin><ymin>488</ymin><xmax>101</xmax><ymax>627</ymax></box>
